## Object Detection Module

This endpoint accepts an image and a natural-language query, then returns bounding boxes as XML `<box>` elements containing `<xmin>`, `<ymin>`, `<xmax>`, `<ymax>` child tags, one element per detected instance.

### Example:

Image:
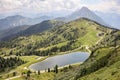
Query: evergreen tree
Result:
<box><xmin>27</xmin><ymin>70</ymin><xmax>31</xmax><ymax>77</ymax></box>
<box><xmin>38</xmin><ymin>70</ymin><xmax>40</xmax><ymax>75</ymax></box>
<box><xmin>13</xmin><ymin>72</ymin><xmax>16</xmax><ymax>76</ymax></box>
<box><xmin>54</xmin><ymin>65</ymin><xmax>58</xmax><ymax>73</ymax></box>
<box><xmin>48</xmin><ymin>68</ymin><xmax>50</xmax><ymax>72</ymax></box>
<box><xmin>0</xmin><ymin>57</ymin><xmax>24</xmax><ymax>73</ymax></box>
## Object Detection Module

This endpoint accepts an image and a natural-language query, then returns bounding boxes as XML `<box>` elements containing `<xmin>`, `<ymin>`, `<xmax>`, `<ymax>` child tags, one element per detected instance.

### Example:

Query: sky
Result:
<box><xmin>0</xmin><ymin>0</ymin><xmax>120</xmax><ymax>17</ymax></box>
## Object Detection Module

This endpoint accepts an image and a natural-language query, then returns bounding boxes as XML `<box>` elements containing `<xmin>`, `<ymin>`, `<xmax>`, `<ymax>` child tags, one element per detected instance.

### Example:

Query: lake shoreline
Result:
<box><xmin>26</xmin><ymin>45</ymin><xmax>91</xmax><ymax>70</ymax></box>
<box><xmin>28</xmin><ymin>52</ymin><xmax>90</xmax><ymax>72</ymax></box>
<box><xmin>29</xmin><ymin>62</ymin><xmax>83</xmax><ymax>73</ymax></box>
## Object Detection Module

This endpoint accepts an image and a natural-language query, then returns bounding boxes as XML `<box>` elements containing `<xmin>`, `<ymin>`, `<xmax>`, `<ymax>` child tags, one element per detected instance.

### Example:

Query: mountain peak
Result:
<box><xmin>72</xmin><ymin>7</ymin><xmax>92</xmax><ymax>16</ymax></box>
<box><xmin>67</xmin><ymin>6</ymin><xmax>107</xmax><ymax>26</ymax></box>
<box><xmin>5</xmin><ymin>15</ymin><xmax>26</xmax><ymax>20</ymax></box>
<box><xmin>72</xmin><ymin>7</ymin><xmax>91</xmax><ymax>15</ymax></box>
<box><xmin>81</xmin><ymin>7</ymin><xmax>89</xmax><ymax>10</ymax></box>
<box><xmin>79</xmin><ymin>7</ymin><xmax>91</xmax><ymax>13</ymax></box>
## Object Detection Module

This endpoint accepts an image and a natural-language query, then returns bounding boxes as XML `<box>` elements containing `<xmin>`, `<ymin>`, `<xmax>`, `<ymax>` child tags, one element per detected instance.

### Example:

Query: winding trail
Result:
<box><xmin>96</xmin><ymin>35</ymin><xmax>104</xmax><ymax>45</ymax></box>
<box><xmin>5</xmin><ymin>76</ymin><xmax>21</xmax><ymax>80</ymax></box>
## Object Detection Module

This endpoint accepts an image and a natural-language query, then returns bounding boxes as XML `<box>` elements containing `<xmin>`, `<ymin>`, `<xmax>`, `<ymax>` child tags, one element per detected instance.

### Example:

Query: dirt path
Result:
<box><xmin>5</xmin><ymin>76</ymin><xmax>21</xmax><ymax>80</ymax></box>
<box><xmin>36</xmin><ymin>57</ymin><xmax>44</xmax><ymax>60</ymax></box>
<box><xmin>96</xmin><ymin>36</ymin><xmax>104</xmax><ymax>45</ymax></box>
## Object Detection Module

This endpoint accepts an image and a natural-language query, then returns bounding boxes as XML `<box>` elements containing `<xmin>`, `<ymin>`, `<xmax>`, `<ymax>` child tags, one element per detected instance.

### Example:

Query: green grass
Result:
<box><xmin>13</xmin><ymin>72</ymin><xmax>55</xmax><ymax>80</ymax></box>
<box><xmin>80</xmin><ymin>46</ymin><xmax>120</xmax><ymax>80</ymax></box>
<box><xmin>0</xmin><ymin>18</ymin><xmax>115</xmax><ymax>80</ymax></box>
<box><xmin>0</xmin><ymin>56</ymin><xmax>48</xmax><ymax>79</ymax></box>
<box><xmin>13</xmin><ymin>63</ymin><xmax>81</xmax><ymax>80</ymax></box>
<box><xmin>79</xmin><ymin>61</ymin><xmax>120</xmax><ymax>80</ymax></box>
<box><xmin>0</xmin><ymin>18</ymin><xmax>112</xmax><ymax>58</ymax></box>
<box><xmin>93</xmin><ymin>47</ymin><xmax>115</xmax><ymax>60</ymax></box>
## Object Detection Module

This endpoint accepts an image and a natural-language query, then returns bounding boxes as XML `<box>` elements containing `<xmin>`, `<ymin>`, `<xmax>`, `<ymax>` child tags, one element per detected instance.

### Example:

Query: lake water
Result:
<box><xmin>29</xmin><ymin>52</ymin><xmax>90</xmax><ymax>71</ymax></box>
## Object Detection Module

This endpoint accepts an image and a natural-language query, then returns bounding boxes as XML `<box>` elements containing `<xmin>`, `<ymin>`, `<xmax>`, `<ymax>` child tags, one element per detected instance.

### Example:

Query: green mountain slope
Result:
<box><xmin>17</xmin><ymin>20</ymin><xmax>64</xmax><ymax>36</ymax></box>
<box><xmin>54</xmin><ymin>30</ymin><xmax>120</xmax><ymax>80</ymax></box>
<box><xmin>0</xmin><ymin>18</ymin><xmax>119</xmax><ymax>80</ymax></box>
<box><xmin>0</xmin><ymin>25</ymin><xmax>30</xmax><ymax>41</ymax></box>
<box><xmin>79</xmin><ymin>47</ymin><xmax>120</xmax><ymax>80</ymax></box>
<box><xmin>77</xmin><ymin>31</ymin><xmax>120</xmax><ymax>80</ymax></box>
<box><xmin>0</xmin><ymin>18</ymin><xmax>113</xmax><ymax>56</ymax></box>
<box><xmin>1</xmin><ymin>20</ymin><xmax>64</xmax><ymax>41</ymax></box>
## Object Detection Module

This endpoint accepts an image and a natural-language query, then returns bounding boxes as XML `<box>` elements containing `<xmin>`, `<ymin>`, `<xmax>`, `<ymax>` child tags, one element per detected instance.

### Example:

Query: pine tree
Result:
<box><xmin>54</xmin><ymin>65</ymin><xmax>58</xmax><ymax>73</ymax></box>
<box><xmin>48</xmin><ymin>68</ymin><xmax>50</xmax><ymax>72</ymax></box>
<box><xmin>38</xmin><ymin>70</ymin><xmax>40</xmax><ymax>75</ymax></box>
<box><xmin>27</xmin><ymin>70</ymin><xmax>31</xmax><ymax>77</ymax></box>
<box><xmin>13</xmin><ymin>72</ymin><xmax>16</xmax><ymax>76</ymax></box>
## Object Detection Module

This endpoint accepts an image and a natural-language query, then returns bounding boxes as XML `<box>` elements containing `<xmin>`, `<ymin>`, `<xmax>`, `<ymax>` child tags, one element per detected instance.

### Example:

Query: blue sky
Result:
<box><xmin>0</xmin><ymin>0</ymin><xmax>120</xmax><ymax>17</ymax></box>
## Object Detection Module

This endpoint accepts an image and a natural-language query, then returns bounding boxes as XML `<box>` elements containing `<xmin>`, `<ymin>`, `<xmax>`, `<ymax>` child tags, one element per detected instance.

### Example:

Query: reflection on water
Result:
<box><xmin>29</xmin><ymin>52</ymin><xmax>90</xmax><ymax>71</ymax></box>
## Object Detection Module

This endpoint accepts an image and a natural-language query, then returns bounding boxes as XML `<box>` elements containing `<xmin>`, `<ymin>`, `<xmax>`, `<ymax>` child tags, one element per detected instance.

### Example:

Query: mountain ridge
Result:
<box><xmin>1</xmin><ymin>20</ymin><xmax>64</xmax><ymax>41</ymax></box>
<box><xmin>0</xmin><ymin>15</ymin><xmax>54</xmax><ymax>31</ymax></box>
<box><xmin>56</xmin><ymin>7</ymin><xmax>108</xmax><ymax>27</ymax></box>
<box><xmin>0</xmin><ymin>17</ymin><xmax>120</xmax><ymax>80</ymax></box>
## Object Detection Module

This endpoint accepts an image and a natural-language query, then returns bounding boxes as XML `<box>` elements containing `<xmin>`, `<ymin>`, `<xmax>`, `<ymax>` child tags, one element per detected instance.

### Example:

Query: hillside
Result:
<box><xmin>0</xmin><ymin>15</ymin><xmax>54</xmax><ymax>31</ymax></box>
<box><xmin>0</xmin><ymin>18</ymin><xmax>118</xmax><ymax>80</ymax></box>
<box><xmin>16</xmin><ymin>20</ymin><xmax>64</xmax><ymax>36</ymax></box>
<box><xmin>0</xmin><ymin>18</ymin><xmax>113</xmax><ymax>56</ymax></box>
<box><xmin>54</xmin><ymin>29</ymin><xmax>120</xmax><ymax>80</ymax></box>
<box><xmin>0</xmin><ymin>7</ymin><xmax>110</xmax><ymax>41</ymax></box>
<box><xmin>1</xmin><ymin>20</ymin><xmax>64</xmax><ymax>41</ymax></box>
<box><xmin>0</xmin><ymin>25</ymin><xmax>30</xmax><ymax>41</ymax></box>
<box><xmin>78</xmin><ymin>46</ymin><xmax>120</xmax><ymax>80</ymax></box>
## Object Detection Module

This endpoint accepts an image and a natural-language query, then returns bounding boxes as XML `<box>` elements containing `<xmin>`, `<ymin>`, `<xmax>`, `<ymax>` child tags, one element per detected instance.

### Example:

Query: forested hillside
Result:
<box><xmin>0</xmin><ymin>57</ymin><xmax>24</xmax><ymax>73</ymax></box>
<box><xmin>1</xmin><ymin>20</ymin><xmax>64</xmax><ymax>41</ymax></box>
<box><xmin>54</xmin><ymin>29</ymin><xmax>120</xmax><ymax>80</ymax></box>
<box><xmin>0</xmin><ymin>18</ymin><xmax>113</xmax><ymax>56</ymax></box>
<box><xmin>0</xmin><ymin>18</ymin><xmax>119</xmax><ymax>80</ymax></box>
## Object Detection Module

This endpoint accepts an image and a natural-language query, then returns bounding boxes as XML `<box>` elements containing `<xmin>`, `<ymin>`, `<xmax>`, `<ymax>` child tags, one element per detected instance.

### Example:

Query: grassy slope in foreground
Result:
<box><xmin>79</xmin><ymin>46</ymin><xmax>120</xmax><ymax>80</ymax></box>
<box><xmin>54</xmin><ymin>30</ymin><xmax>120</xmax><ymax>80</ymax></box>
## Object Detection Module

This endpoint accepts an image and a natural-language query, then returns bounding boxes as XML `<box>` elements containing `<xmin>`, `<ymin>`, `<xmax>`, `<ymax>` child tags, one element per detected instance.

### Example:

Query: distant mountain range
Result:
<box><xmin>0</xmin><ymin>7</ymin><xmax>118</xmax><ymax>41</ymax></box>
<box><xmin>0</xmin><ymin>25</ymin><xmax>30</xmax><ymax>41</ymax></box>
<box><xmin>0</xmin><ymin>7</ymin><xmax>119</xmax><ymax>33</ymax></box>
<box><xmin>1</xmin><ymin>20</ymin><xmax>64</xmax><ymax>41</ymax></box>
<box><xmin>56</xmin><ymin>7</ymin><xmax>107</xmax><ymax>26</ymax></box>
<box><xmin>95</xmin><ymin>12</ymin><xmax>120</xmax><ymax>29</ymax></box>
<box><xmin>0</xmin><ymin>15</ymin><xmax>54</xmax><ymax>31</ymax></box>
<box><xmin>0</xmin><ymin>17</ymin><xmax>115</xmax><ymax>56</ymax></box>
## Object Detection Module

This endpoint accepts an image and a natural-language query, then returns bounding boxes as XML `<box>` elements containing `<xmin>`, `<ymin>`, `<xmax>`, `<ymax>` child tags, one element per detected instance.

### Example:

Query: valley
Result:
<box><xmin>0</xmin><ymin>5</ymin><xmax>120</xmax><ymax>80</ymax></box>
<box><xmin>0</xmin><ymin>17</ymin><xmax>119</xmax><ymax>80</ymax></box>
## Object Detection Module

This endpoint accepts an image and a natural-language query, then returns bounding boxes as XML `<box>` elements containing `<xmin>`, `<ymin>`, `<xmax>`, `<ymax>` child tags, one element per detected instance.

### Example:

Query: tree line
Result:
<box><xmin>0</xmin><ymin>57</ymin><xmax>24</xmax><ymax>72</ymax></box>
<box><xmin>16</xmin><ymin>40</ymin><xmax>79</xmax><ymax>56</ymax></box>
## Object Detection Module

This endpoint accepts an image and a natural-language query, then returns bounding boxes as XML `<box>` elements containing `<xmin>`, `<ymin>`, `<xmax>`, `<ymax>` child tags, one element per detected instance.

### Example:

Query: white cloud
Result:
<box><xmin>87</xmin><ymin>0</ymin><xmax>120</xmax><ymax>14</ymax></box>
<box><xmin>0</xmin><ymin>0</ymin><xmax>83</xmax><ymax>12</ymax></box>
<box><xmin>0</xmin><ymin>0</ymin><xmax>120</xmax><ymax>14</ymax></box>
<box><xmin>0</xmin><ymin>0</ymin><xmax>21</xmax><ymax>11</ymax></box>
